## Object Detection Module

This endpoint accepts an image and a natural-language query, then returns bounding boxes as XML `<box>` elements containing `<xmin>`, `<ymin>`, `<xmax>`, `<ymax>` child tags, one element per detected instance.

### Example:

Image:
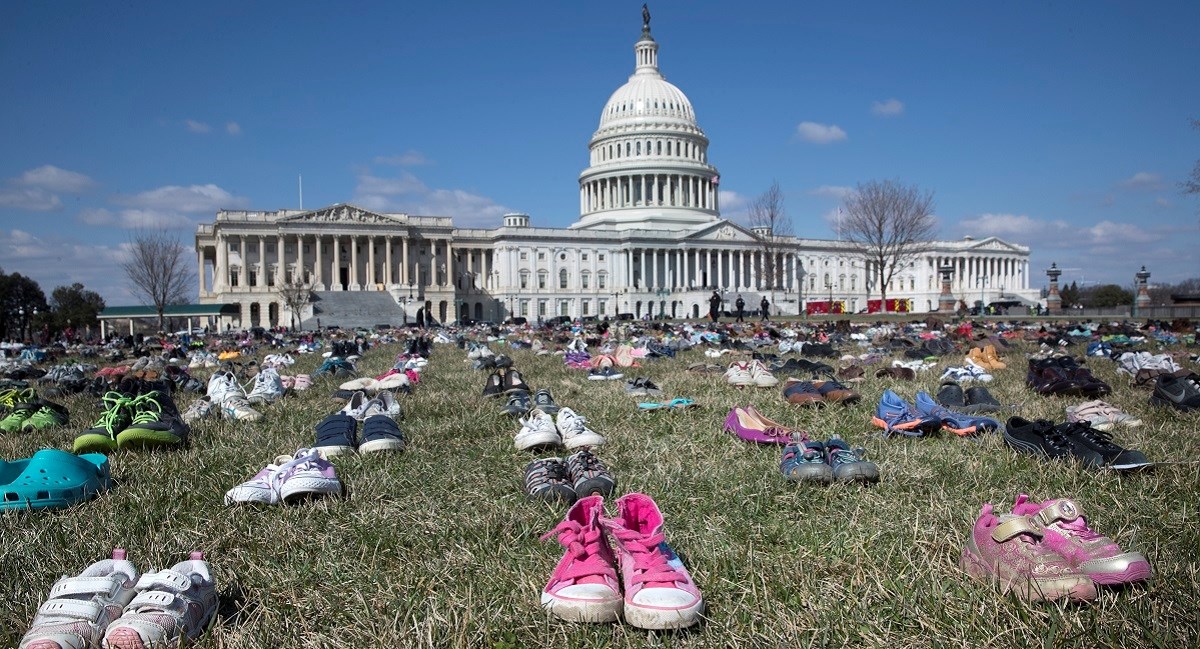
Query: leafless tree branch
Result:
<box><xmin>840</xmin><ymin>179</ymin><xmax>937</xmax><ymax>309</ymax></box>
<box><xmin>120</xmin><ymin>229</ymin><xmax>194</xmax><ymax>331</ymax></box>
<box><xmin>747</xmin><ymin>180</ymin><xmax>792</xmax><ymax>292</ymax></box>
<box><xmin>278</xmin><ymin>275</ymin><xmax>315</xmax><ymax>329</ymax></box>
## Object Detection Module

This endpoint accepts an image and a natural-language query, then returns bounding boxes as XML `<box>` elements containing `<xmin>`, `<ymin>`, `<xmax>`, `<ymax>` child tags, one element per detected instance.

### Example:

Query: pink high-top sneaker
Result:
<box><xmin>540</xmin><ymin>495</ymin><xmax>622</xmax><ymax>623</ymax></box>
<box><xmin>1010</xmin><ymin>494</ymin><xmax>1152</xmax><ymax>585</ymax></box>
<box><xmin>603</xmin><ymin>493</ymin><xmax>704</xmax><ymax>630</ymax></box>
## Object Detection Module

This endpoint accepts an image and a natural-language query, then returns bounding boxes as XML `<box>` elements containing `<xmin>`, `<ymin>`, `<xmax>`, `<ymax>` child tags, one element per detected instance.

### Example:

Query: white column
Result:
<box><xmin>313</xmin><ymin>235</ymin><xmax>322</xmax><ymax>288</ymax></box>
<box><xmin>384</xmin><ymin>236</ymin><xmax>393</xmax><ymax>285</ymax></box>
<box><xmin>238</xmin><ymin>237</ymin><xmax>247</xmax><ymax>289</ymax></box>
<box><xmin>332</xmin><ymin>236</ymin><xmax>341</xmax><ymax>290</ymax></box>
<box><xmin>350</xmin><ymin>235</ymin><xmax>360</xmax><ymax>289</ymax></box>
<box><xmin>197</xmin><ymin>248</ymin><xmax>206</xmax><ymax>294</ymax></box>
<box><xmin>296</xmin><ymin>235</ymin><xmax>305</xmax><ymax>284</ymax></box>
<box><xmin>717</xmin><ymin>250</ymin><xmax>725</xmax><ymax>288</ymax></box>
<box><xmin>216</xmin><ymin>235</ymin><xmax>228</xmax><ymax>291</ymax></box>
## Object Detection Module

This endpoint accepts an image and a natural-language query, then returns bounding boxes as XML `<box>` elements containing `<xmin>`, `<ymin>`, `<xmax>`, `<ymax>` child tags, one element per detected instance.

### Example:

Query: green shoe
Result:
<box><xmin>20</xmin><ymin>400</ymin><xmax>70</xmax><ymax>431</ymax></box>
<box><xmin>117</xmin><ymin>391</ymin><xmax>189</xmax><ymax>450</ymax></box>
<box><xmin>73</xmin><ymin>392</ymin><xmax>133</xmax><ymax>455</ymax></box>
<box><xmin>0</xmin><ymin>406</ymin><xmax>35</xmax><ymax>432</ymax></box>
<box><xmin>0</xmin><ymin>388</ymin><xmax>34</xmax><ymax>415</ymax></box>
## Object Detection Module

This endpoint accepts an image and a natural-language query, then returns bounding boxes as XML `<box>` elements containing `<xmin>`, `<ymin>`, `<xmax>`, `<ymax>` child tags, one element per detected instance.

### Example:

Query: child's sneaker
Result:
<box><xmin>20</xmin><ymin>549</ymin><xmax>139</xmax><ymax>649</ymax></box>
<box><xmin>602</xmin><ymin>493</ymin><xmax>704</xmax><ymax>630</ymax></box>
<box><xmin>959</xmin><ymin>502</ymin><xmax>1097</xmax><ymax>601</ymax></box>
<box><xmin>556</xmin><ymin>408</ymin><xmax>605</xmax><ymax>449</ymax></box>
<box><xmin>181</xmin><ymin>396</ymin><xmax>213</xmax><ymax>424</ymax></box>
<box><xmin>102</xmin><ymin>552</ymin><xmax>218</xmax><ymax>649</ymax></box>
<box><xmin>277</xmin><ymin>448</ymin><xmax>343</xmax><ymax>502</ymax></box>
<box><xmin>824</xmin><ymin>437</ymin><xmax>880</xmax><ymax>484</ymax></box>
<box><xmin>246</xmin><ymin>367</ymin><xmax>283</xmax><ymax>405</ymax></box>
<box><xmin>524</xmin><ymin>457</ymin><xmax>576</xmax><ymax>503</ymax></box>
<box><xmin>515</xmin><ymin>409</ymin><xmax>561</xmax><ymax>451</ymax></box>
<box><xmin>1009</xmin><ymin>494</ymin><xmax>1152</xmax><ymax>585</ymax></box>
<box><xmin>1065</xmin><ymin>400</ymin><xmax>1142</xmax><ymax>431</ymax></box>
<box><xmin>540</xmin><ymin>495</ymin><xmax>622</xmax><ymax>623</ymax></box>
<box><xmin>565</xmin><ymin>450</ymin><xmax>616</xmax><ymax>498</ymax></box>
<box><xmin>780</xmin><ymin>440</ymin><xmax>834</xmax><ymax>484</ymax></box>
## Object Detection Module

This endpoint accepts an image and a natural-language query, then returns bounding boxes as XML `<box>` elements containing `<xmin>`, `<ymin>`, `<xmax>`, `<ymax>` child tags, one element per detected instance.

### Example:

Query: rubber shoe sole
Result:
<box><xmin>959</xmin><ymin>541</ymin><xmax>1097</xmax><ymax>602</ymax></box>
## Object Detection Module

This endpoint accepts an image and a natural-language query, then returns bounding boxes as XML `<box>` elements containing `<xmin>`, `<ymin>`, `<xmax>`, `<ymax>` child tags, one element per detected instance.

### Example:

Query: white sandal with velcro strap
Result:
<box><xmin>102</xmin><ymin>552</ymin><xmax>217</xmax><ymax>649</ymax></box>
<box><xmin>20</xmin><ymin>549</ymin><xmax>139</xmax><ymax>649</ymax></box>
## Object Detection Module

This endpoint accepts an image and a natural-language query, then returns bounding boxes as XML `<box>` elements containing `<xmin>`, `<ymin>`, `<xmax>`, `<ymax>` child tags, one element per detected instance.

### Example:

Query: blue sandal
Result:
<box><xmin>0</xmin><ymin>448</ymin><xmax>111</xmax><ymax>511</ymax></box>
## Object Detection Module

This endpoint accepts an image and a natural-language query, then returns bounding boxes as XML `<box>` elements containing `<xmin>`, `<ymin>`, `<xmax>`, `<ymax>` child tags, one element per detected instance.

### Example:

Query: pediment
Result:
<box><xmin>278</xmin><ymin>204</ymin><xmax>403</xmax><ymax>225</ymax></box>
<box><xmin>964</xmin><ymin>236</ymin><xmax>1026</xmax><ymax>253</ymax></box>
<box><xmin>685</xmin><ymin>220</ymin><xmax>762</xmax><ymax>243</ymax></box>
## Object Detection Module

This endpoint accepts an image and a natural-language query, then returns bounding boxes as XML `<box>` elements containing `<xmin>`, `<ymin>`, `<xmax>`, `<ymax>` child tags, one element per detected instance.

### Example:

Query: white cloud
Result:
<box><xmin>719</xmin><ymin>190</ymin><xmax>750</xmax><ymax>222</ymax></box>
<box><xmin>0</xmin><ymin>228</ymin><xmax>138</xmax><ymax>304</ymax></box>
<box><xmin>17</xmin><ymin>165</ymin><xmax>97</xmax><ymax>193</ymax></box>
<box><xmin>1119</xmin><ymin>171</ymin><xmax>1164</xmax><ymax>191</ymax></box>
<box><xmin>1154</xmin><ymin>197</ymin><xmax>1172</xmax><ymax>208</ymax></box>
<box><xmin>957</xmin><ymin>212</ymin><xmax>1163</xmax><ymax>249</ymax></box>
<box><xmin>114</xmin><ymin>183</ymin><xmax>250</xmax><ymax>213</ymax></box>
<box><xmin>185</xmin><ymin>119</ymin><xmax>211</xmax><ymax>134</ymax></box>
<box><xmin>796</xmin><ymin>121</ymin><xmax>847</xmax><ymax>144</ymax></box>
<box><xmin>871</xmin><ymin>98</ymin><xmax>904</xmax><ymax>117</ymax></box>
<box><xmin>77</xmin><ymin>206</ymin><xmax>195</xmax><ymax>229</ymax></box>
<box><xmin>374</xmin><ymin>151</ymin><xmax>430</xmax><ymax>166</ymax></box>
<box><xmin>225</xmin><ymin>121</ymin><xmax>241</xmax><ymax>135</ymax></box>
<box><xmin>809</xmin><ymin>185</ymin><xmax>852</xmax><ymax>199</ymax></box>
<box><xmin>352</xmin><ymin>170</ymin><xmax>509</xmax><ymax>227</ymax></box>
<box><xmin>0</xmin><ymin>186</ymin><xmax>62</xmax><ymax>211</ymax></box>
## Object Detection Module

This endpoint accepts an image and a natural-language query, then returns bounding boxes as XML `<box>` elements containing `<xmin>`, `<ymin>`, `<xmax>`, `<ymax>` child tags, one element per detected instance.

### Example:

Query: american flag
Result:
<box><xmin>712</xmin><ymin>175</ymin><xmax>720</xmax><ymax>186</ymax></box>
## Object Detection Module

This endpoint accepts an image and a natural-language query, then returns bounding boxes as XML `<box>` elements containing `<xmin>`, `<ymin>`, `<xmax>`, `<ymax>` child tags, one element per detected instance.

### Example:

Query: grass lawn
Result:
<box><xmin>2</xmin><ymin>333</ymin><xmax>1198</xmax><ymax>647</ymax></box>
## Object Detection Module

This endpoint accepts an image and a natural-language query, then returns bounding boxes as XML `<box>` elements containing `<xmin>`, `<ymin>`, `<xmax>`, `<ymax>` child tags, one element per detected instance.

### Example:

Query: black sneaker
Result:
<box><xmin>482</xmin><ymin>372</ymin><xmax>504</xmax><ymax>398</ymax></box>
<box><xmin>531</xmin><ymin>389</ymin><xmax>560</xmax><ymax>416</ymax></box>
<box><xmin>963</xmin><ymin>385</ymin><xmax>1001</xmax><ymax>414</ymax></box>
<box><xmin>565</xmin><ymin>449</ymin><xmax>616</xmax><ymax>498</ymax></box>
<box><xmin>501</xmin><ymin>391</ymin><xmax>531</xmax><ymax>416</ymax></box>
<box><xmin>1003</xmin><ymin>417</ymin><xmax>1103</xmax><ymax>468</ymax></box>
<box><xmin>359</xmin><ymin>414</ymin><xmax>406</xmax><ymax>454</ymax></box>
<box><xmin>936</xmin><ymin>380</ymin><xmax>966</xmax><ymax>409</ymax></box>
<box><xmin>503</xmin><ymin>369</ymin><xmax>531</xmax><ymax>393</ymax></box>
<box><xmin>587</xmin><ymin>367</ymin><xmax>623</xmax><ymax>381</ymax></box>
<box><xmin>314</xmin><ymin>413</ymin><xmax>358</xmax><ymax>456</ymax></box>
<box><xmin>115</xmin><ymin>390</ymin><xmax>190</xmax><ymax>450</ymax></box>
<box><xmin>1150</xmin><ymin>372</ymin><xmax>1200</xmax><ymax>412</ymax></box>
<box><xmin>1056</xmin><ymin>421</ymin><xmax>1151</xmax><ymax>471</ymax></box>
<box><xmin>523</xmin><ymin>457</ymin><xmax>576</xmax><ymax>503</ymax></box>
<box><xmin>493</xmin><ymin>354</ymin><xmax>513</xmax><ymax>369</ymax></box>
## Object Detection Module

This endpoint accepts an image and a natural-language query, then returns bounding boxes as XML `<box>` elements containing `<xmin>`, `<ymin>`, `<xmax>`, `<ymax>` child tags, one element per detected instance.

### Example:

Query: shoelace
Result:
<box><xmin>1058</xmin><ymin>421</ymin><xmax>1118</xmax><ymax>450</ymax></box>
<box><xmin>92</xmin><ymin>392</ymin><xmax>133</xmax><ymax>433</ymax></box>
<box><xmin>528</xmin><ymin>460</ymin><xmax>570</xmax><ymax>487</ymax></box>
<box><xmin>604</xmin><ymin>523</ymin><xmax>685</xmax><ymax>588</ymax></box>
<box><xmin>568</xmin><ymin>452</ymin><xmax>608</xmax><ymax>479</ymax></box>
<box><xmin>561</xmin><ymin>414</ymin><xmax>588</xmax><ymax>436</ymax></box>
<box><xmin>539</xmin><ymin>520</ymin><xmax>613</xmax><ymax>582</ymax></box>
<box><xmin>129</xmin><ymin>392</ymin><xmax>164</xmax><ymax>425</ymax></box>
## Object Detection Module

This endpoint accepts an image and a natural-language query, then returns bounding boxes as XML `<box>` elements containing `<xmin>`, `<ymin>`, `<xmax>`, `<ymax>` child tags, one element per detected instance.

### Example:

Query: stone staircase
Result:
<box><xmin>301</xmin><ymin>291</ymin><xmax>406</xmax><ymax>330</ymax></box>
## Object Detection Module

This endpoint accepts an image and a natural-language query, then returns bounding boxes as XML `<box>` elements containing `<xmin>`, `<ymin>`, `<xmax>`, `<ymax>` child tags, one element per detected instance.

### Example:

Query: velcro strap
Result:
<box><xmin>127</xmin><ymin>589</ymin><xmax>185</xmax><ymax>613</ymax></box>
<box><xmin>49</xmin><ymin>575</ymin><xmax>122</xmax><ymax>599</ymax></box>
<box><xmin>135</xmin><ymin>570</ymin><xmax>192</xmax><ymax>593</ymax></box>
<box><xmin>991</xmin><ymin>516</ymin><xmax>1041</xmax><ymax>543</ymax></box>
<box><xmin>1034</xmin><ymin>499</ymin><xmax>1083</xmax><ymax>527</ymax></box>
<box><xmin>38</xmin><ymin>596</ymin><xmax>104</xmax><ymax>620</ymax></box>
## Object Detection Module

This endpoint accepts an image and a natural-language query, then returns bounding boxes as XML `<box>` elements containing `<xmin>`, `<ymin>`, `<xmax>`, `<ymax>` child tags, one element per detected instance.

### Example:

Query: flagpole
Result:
<box><xmin>299</xmin><ymin>174</ymin><xmax>304</xmax><ymax>210</ymax></box>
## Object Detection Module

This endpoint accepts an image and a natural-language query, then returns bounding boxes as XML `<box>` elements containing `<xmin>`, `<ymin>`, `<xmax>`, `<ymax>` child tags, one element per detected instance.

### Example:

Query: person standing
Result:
<box><xmin>760</xmin><ymin>296</ymin><xmax>770</xmax><ymax>321</ymax></box>
<box><xmin>735</xmin><ymin>295</ymin><xmax>745</xmax><ymax>322</ymax></box>
<box><xmin>708</xmin><ymin>290</ymin><xmax>722</xmax><ymax>323</ymax></box>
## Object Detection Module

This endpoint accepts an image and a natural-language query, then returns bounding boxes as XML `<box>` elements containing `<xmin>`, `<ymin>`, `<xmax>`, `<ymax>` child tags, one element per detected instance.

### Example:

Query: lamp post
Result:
<box><xmin>976</xmin><ymin>276</ymin><xmax>989</xmax><ymax>315</ymax></box>
<box><xmin>797</xmin><ymin>266</ymin><xmax>808</xmax><ymax>320</ymax></box>
<box><xmin>18</xmin><ymin>306</ymin><xmax>25</xmax><ymax>341</ymax></box>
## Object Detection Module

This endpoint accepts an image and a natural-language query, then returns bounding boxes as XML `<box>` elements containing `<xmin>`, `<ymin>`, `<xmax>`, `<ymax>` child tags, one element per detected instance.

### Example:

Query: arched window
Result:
<box><xmin>656</xmin><ymin>141</ymin><xmax>662</xmax><ymax>155</ymax></box>
<box><xmin>559</xmin><ymin>269</ymin><xmax>568</xmax><ymax>289</ymax></box>
<box><xmin>636</xmin><ymin>141</ymin><xmax>641</xmax><ymax>155</ymax></box>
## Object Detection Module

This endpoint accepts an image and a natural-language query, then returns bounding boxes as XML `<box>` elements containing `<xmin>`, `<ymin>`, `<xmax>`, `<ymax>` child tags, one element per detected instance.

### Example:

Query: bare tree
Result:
<box><xmin>121</xmin><ymin>229</ymin><xmax>194</xmax><ymax>331</ymax></box>
<box><xmin>840</xmin><ymin>179</ymin><xmax>937</xmax><ymax>311</ymax></box>
<box><xmin>747</xmin><ymin>180</ymin><xmax>792</xmax><ymax>298</ymax></box>
<box><xmin>278</xmin><ymin>276</ymin><xmax>315</xmax><ymax>330</ymax></box>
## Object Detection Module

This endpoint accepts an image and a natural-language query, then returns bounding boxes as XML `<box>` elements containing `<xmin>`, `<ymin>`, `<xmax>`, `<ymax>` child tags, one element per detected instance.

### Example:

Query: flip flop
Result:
<box><xmin>666</xmin><ymin>398</ymin><xmax>699</xmax><ymax>410</ymax></box>
<box><xmin>0</xmin><ymin>448</ymin><xmax>111</xmax><ymax>511</ymax></box>
<box><xmin>637</xmin><ymin>401</ymin><xmax>670</xmax><ymax>411</ymax></box>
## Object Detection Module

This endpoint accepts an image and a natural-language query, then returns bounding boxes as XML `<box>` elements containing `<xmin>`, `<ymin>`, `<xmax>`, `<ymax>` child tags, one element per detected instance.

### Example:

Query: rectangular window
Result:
<box><xmin>582</xmin><ymin>253</ymin><xmax>589</xmax><ymax>261</ymax></box>
<box><xmin>538</xmin><ymin>252</ymin><xmax>546</xmax><ymax>261</ymax></box>
<box><xmin>599</xmin><ymin>301</ymin><xmax>607</xmax><ymax>316</ymax></box>
<box><xmin>304</xmin><ymin>245</ymin><xmax>311</xmax><ymax>254</ymax></box>
<box><xmin>520</xmin><ymin>299</ymin><xmax>530</xmax><ymax>316</ymax></box>
<box><xmin>249</xmin><ymin>271</ymin><xmax>258</xmax><ymax>287</ymax></box>
<box><xmin>230</xmin><ymin>271</ymin><xmax>239</xmax><ymax>287</ymax></box>
<box><xmin>597</xmin><ymin>275</ymin><xmax>606</xmax><ymax>289</ymax></box>
<box><xmin>520</xmin><ymin>275</ymin><xmax>528</xmax><ymax>289</ymax></box>
<box><xmin>538</xmin><ymin>275</ymin><xmax>546</xmax><ymax>289</ymax></box>
<box><xmin>598</xmin><ymin>253</ymin><xmax>606</xmax><ymax>262</ymax></box>
<box><xmin>538</xmin><ymin>300</ymin><xmax>547</xmax><ymax>316</ymax></box>
<box><xmin>582</xmin><ymin>301</ymin><xmax>590</xmax><ymax>316</ymax></box>
<box><xmin>520</xmin><ymin>251</ymin><xmax>528</xmax><ymax>260</ymax></box>
<box><xmin>559</xmin><ymin>274</ymin><xmax>568</xmax><ymax>289</ymax></box>
<box><xmin>560</xmin><ymin>300</ymin><xmax>570</xmax><ymax>316</ymax></box>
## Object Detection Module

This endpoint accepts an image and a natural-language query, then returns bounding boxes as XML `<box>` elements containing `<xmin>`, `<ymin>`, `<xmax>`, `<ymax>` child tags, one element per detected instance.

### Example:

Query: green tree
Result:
<box><xmin>50</xmin><ymin>283</ymin><xmax>106</xmax><ymax>334</ymax></box>
<box><xmin>0</xmin><ymin>268</ymin><xmax>49</xmax><ymax>341</ymax></box>
<box><xmin>1058</xmin><ymin>281</ymin><xmax>1080</xmax><ymax>308</ymax></box>
<box><xmin>1085</xmin><ymin>284</ymin><xmax>1135</xmax><ymax>308</ymax></box>
<box><xmin>1184</xmin><ymin>118</ymin><xmax>1199</xmax><ymax>198</ymax></box>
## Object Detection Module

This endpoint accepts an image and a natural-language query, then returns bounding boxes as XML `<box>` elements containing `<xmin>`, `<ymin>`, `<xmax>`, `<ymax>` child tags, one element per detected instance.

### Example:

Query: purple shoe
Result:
<box><xmin>278</xmin><ymin>448</ymin><xmax>343</xmax><ymax>503</ymax></box>
<box><xmin>723</xmin><ymin>407</ymin><xmax>792</xmax><ymax>444</ymax></box>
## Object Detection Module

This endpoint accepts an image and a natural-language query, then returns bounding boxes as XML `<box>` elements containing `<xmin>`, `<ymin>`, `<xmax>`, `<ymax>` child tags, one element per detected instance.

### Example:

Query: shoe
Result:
<box><xmin>874</xmin><ymin>366</ymin><xmax>916</xmax><ymax>381</ymax></box>
<box><xmin>781</xmin><ymin>380</ymin><xmax>824</xmax><ymax>407</ymax></box>
<box><xmin>531</xmin><ymin>389</ymin><xmax>560</xmax><ymax>416</ymax></box>
<box><xmin>482</xmin><ymin>372</ymin><xmax>504</xmax><ymax>398</ymax></box>
<box><xmin>0</xmin><ymin>396</ymin><xmax>37</xmax><ymax>432</ymax></box>
<box><xmin>556</xmin><ymin>408</ymin><xmax>605</xmax><ymax>448</ymax></box>
<box><xmin>374</xmin><ymin>390</ymin><xmax>403</xmax><ymax>418</ymax></box>
<box><xmin>566</xmin><ymin>449</ymin><xmax>616</xmax><ymax>498</ymax></box>
<box><xmin>780</xmin><ymin>440</ymin><xmax>834</xmax><ymax>484</ymax></box>
<box><xmin>723</xmin><ymin>406</ymin><xmax>794</xmax><ymax>444</ymax></box>
<box><xmin>981</xmin><ymin>344</ymin><xmax>1007</xmax><ymax>370</ymax></box>
<box><xmin>117</xmin><ymin>390</ymin><xmax>190</xmax><ymax>449</ymax></box>
<box><xmin>246</xmin><ymin>366</ymin><xmax>284</xmax><ymax>405</ymax></box>
<box><xmin>747</xmin><ymin>360</ymin><xmax>779</xmax><ymax>388</ymax></box>
<box><xmin>914</xmin><ymin>391</ymin><xmax>1000</xmax><ymax>436</ymax></box>
<box><xmin>1009</xmin><ymin>495</ymin><xmax>1153</xmax><ymax>585</ymax></box>
<box><xmin>959</xmin><ymin>502</ymin><xmax>1097</xmax><ymax>601</ymax></box>
<box><xmin>1055</xmin><ymin>422</ymin><xmax>1151</xmax><ymax>470</ymax></box>
<box><xmin>501</xmin><ymin>391</ymin><xmax>531</xmax><ymax>417</ymax></box>
<box><xmin>503</xmin><ymin>369</ymin><xmax>532</xmax><ymax>393</ymax></box>
<box><xmin>812</xmin><ymin>379</ymin><xmax>860</xmax><ymax>405</ymax></box>
<box><xmin>962</xmin><ymin>385</ymin><xmax>1002</xmax><ymax>414</ymax></box>
<box><xmin>588</xmin><ymin>366</ymin><xmax>623</xmax><ymax>381</ymax></box>
<box><xmin>870</xmin><ymin>390</ymin><xmax>941</xmax><ymax>437</ymax></box>
<box><xmin>74</xmin><ymin>391</ymin><xmax>134</xmax><ymax>454</ymax></box>
<box><xmin>224</xmin><ymin>452</ymin><xmax>310</xmax><ymax>505</ymax></box>
<box><xmin>19</xmin><ymin>549</ymin><xmax>139</xmax><ymax>649</ymax></box>
<box><xmin>624</xmin><ymin>378</ymin><xmax>649</xmax><ymax>397</ymax></box>
<box><xmin>180</xmin><ymin>396</ymin><xmax>213</xmax><ymax>423</ymax></box>
<box><xmin>1065</xmin><ymin>400</ymin><xmax>1142</xmax><ymax>431</ymax></box>
<box><xmin>359</xmin><ymin>414</ymin><xmax>406</xmax><ymax>454</ymax></box>
<box><xmin>723</xmin><ymin>362</ymin><xmax>754</xmax><ymax>387</ymax></box>
<box><xmin>515</xmin><ymin>408</ymin><xmax>562</xmax><ymax>450</ymax></box>
<box><xmin>220</xmin><ymin>392</ymin><xmax>262</xmax><ymax>422</ymax></box>
<box><xmin>15</xmin><ymin>399</ymin><xmax>70</xmax><ymax>431</ymax></box>
<box><xmin>936</xmin><ymin>380</ymin><xmax>966</xmax><ymax>409</ymax></box>
<box><xmin>1</xmin><ymin>449</ymin><xmax>112</xmax><ymax>511</ymax></box>
<box><xmin>524</xmin><ymin>458</ymin><xmax>576</xmax><ymax>503</ymax></box>
<box><xmin>338</xmin><ymin>391</ymin><xmax>371</xmax><ymax>419</ymax></box>
<box><xmin>824</xmin><ymin>437</ymin><xmax>880</xmax><ymax>483</ymax></box>
<box><xmin>1149</xmin><ymin>372</ymin><xmax>1200</xmax><ymax>412</ymax></box>
<box><xmin>1002</xmin><ymin>417</ymin><xmax>1104</xmax><ymax>469</ymax></box>
<box><xmin>602</xmin><ymin>493</ymin><xmax>704</xmax><ymax>630</ymax></box>
<box><xmin>540</xmin><ymin>495</ymin><xmax>622</xmax><ymax>623</ymax></box>
<box><xmin>102</xmin><ymin>552</ymin><xmax>219</xmax><ymax>649</ymax></box>
<box><xmin>277</xmin><ymin>448</ymin><xmax>344</xmax><ymax>502</ymax></box>
<box><xmin>314</xmin><ymin>412</ymin><xmax>358</xmax><ymax>456</ymax></box>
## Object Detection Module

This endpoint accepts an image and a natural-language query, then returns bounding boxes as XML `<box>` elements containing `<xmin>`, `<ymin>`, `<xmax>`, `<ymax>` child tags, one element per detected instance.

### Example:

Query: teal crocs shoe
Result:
<box><xmin>0</xmin><ymin>448</ymin><xmax>112</xmax><ymax>511</ymax></box>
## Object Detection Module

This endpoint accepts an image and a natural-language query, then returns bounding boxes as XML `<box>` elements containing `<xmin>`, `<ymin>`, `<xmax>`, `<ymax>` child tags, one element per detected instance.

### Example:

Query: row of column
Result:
<box><xmin>621</xmin><ymin>247</ymin><xmax>801</xmax><ymax>292</ymax></box>
<box><xmin>206</xmin><ymin>233</ymin><xmax>460</xmax><ymax>293</ymax></box>
<box><xmin>932</xmin><ymin>255</ymin><xmax>1029</xmax><ymax>293</ymax></box>
<box><xmin>581</xmin><ymin>173</ymin><xmax>717</xmax><ymax>213</ymax></box>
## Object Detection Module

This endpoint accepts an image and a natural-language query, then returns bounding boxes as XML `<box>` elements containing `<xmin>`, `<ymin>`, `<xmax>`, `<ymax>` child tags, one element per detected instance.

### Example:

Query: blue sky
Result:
<box><xmin>1</xmin><ymin>1</ymin><xmax>1197</xmax><ymax>304</ymax></box>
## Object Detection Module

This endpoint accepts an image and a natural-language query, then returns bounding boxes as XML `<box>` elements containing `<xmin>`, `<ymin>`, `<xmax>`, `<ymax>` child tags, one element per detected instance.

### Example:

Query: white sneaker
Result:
<box><xmin>278</xmin><ymin>449</ymin><xmax>343</xmax><ymax>502</ymax></box>
<box><xmin>556</xmin><ymin>407</ymin><xmax>606</xmax><ymax>448</ymax></box>
<box><xmin>963</xmin><ymin>359</ymin><xmax>995</xmax><ymax>382</ymax></box>
<box><xmin>340</xmin><ymin>391</ymin><xmax>372</xmax><ymax>419</ymax></box>
<box><xmin>206</xmin><ymin>371</ymin><xmax>239</xmax><ymax>404</ymax></box>
<box><xmin>747</xmin><ymin>360</ymin><xmax>779</xmax><ymax>388</ymax></box>
<box><xmin>724</xmin><ymin>362</ymin><xmax>754</xmax><ymax>387</ymax></box>
<box><xmin>515</xmin><ymin>408</ymin><xmax>562</xmax><ymax>450</ymax></box>
<box><xmin>247</xmin><ymin>367</ymin><xmax>284</xmax><ymax>405</ymax></box>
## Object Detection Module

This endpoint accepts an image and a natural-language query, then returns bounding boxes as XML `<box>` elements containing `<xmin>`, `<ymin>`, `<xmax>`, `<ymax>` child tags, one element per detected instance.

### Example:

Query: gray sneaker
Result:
<box><xmin>825</xmin><ymin>437</ymin><xmax>880</xmax><ymax>483</ymax></box>
<box><xmin>501</xmin><ymin>391</ymin><xmax>531</xmax><ymax>417</ymax></box>
<box><xmin>523</xmin><ymin>458</ymin><xmax>576</xmax><ymax>503</ymax></box>
<box><xmin>531</xmin><ymin>389</ymin><xmax>559</xmax><ymax>416</ymax></box>
<box><xmin>565</xmin><ymin>449</ymin><xmax>615</xmax><ymax>498</ymax></box>
<box><xmin>780</xmin><ymin>440</ymin><xmax>833</xmax><ymax>484</ymax></box>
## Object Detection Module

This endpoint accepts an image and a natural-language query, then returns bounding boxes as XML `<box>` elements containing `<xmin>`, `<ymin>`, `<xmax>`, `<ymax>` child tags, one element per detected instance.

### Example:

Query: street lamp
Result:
<box><xmin>797</xmin><ymin>265</ymin><xmax>808</xmax><ymax>319</ymax></box>
<box><xmin>18</xmin><ymin>306</ymin><xmax>25</xmax><ymax>341</ymax></box>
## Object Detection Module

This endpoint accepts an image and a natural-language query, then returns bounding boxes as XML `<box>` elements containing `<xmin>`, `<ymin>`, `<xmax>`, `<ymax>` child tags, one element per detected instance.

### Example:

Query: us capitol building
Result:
<box><xmin>195</xmin><ymin>13</ymin><xmax>1037</xmax><ymax>328</ymax></box>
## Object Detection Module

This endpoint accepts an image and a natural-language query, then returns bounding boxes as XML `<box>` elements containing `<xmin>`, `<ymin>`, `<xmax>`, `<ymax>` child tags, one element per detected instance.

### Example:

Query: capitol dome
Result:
<box><xmin>573</xmin><ymin>20</ymin><xmax>720</xmax><ymax>231</ymax></box>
